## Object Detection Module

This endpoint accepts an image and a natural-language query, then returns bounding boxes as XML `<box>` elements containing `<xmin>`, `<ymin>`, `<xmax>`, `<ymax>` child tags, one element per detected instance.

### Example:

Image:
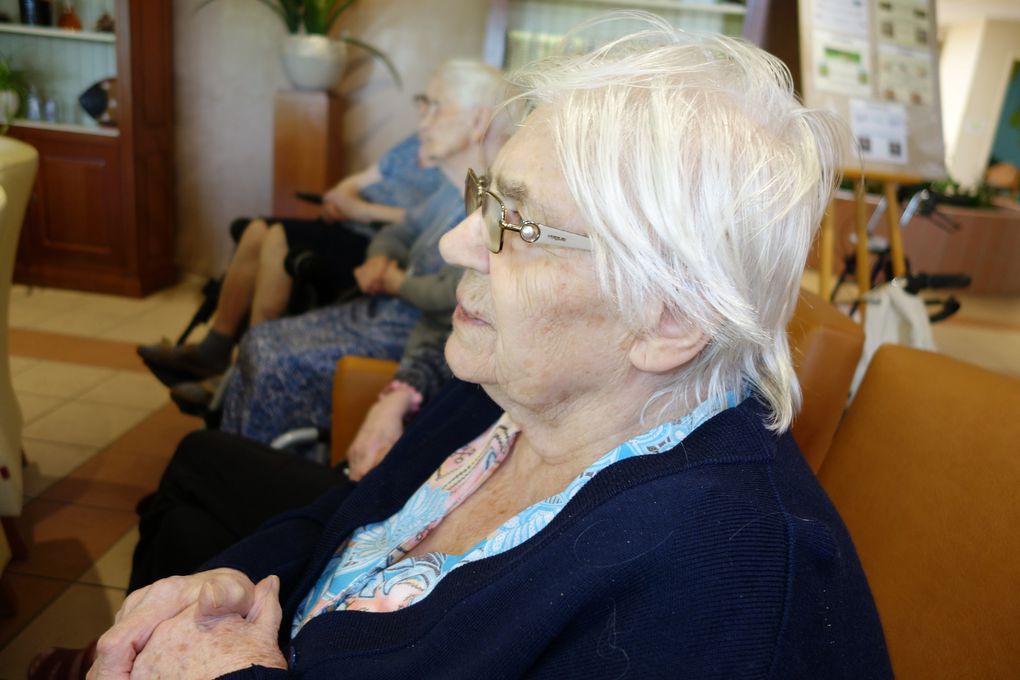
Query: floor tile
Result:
<box><xmin>7</xmin><ymin>303</ymin><xmax>59</xmax><ymax>328</ymax></box>
<box><xmin>100</xmin><ymin>295</ymin><xmax>208</xmax><ymax>344</ymax></box>
<box><xmin>26</xmin><ymin>308</ymin><xmax>137</xmax><ymax>338</ymax></box>
<box><xmin>40</xmin><ymin>404</ymin><xmax>197</xmax><ymax>511</ymax></box>
<box><xmin>40</xmin><ymin>447</ymin><xmax>167</xmax><ymax>512</ymax></box>
<box><xmin>0</xmin><ymin>582</ymin><xmax>125</xmax><ymax>679</ymax></box>
<box><xmin>948</xmin><ymin>292</ymin><xmax>1020</xmax><ymax>328</ymax></box>
<box><xmin>8</xmin><ymin>330</ymin><xmax>148</xmax><ymax>373</ymax></box>
<box><xmin>932</xmin><ymin>324</ymin><xmax>1020</xmax><ymax>377</ymax></box>
<box><xmin>97</xmin><ymin>403</ymin><xmax>200</xmax><ymax>462</ymax></box>
<box><xmin>6</xmin><ymin>498</ymin><xmax>136</xmax><ymax>581</ymax></box>
<box><xmin>0</xmin><ymin>573</ymin><xmax>68</xmax><ymax>651</ymax></box>
<box><xmin>78</xmin><ymin>372</ymin><xmax>169</xmax><ymax>411</ymax></box>
<box><xmin>21</xmin><ymin>440</ymin><xmax>98</xmax><ymax>498</ymax></box>
<box><xmin>12</xmin><ymin>361</ymin><xmax>114</xmax><ymax>400</ymax></box>
<box><xmin>15</xmin><ymin>394</ymin><xmax>64</xmax><ymax>425</ymax></box>
<box><xmin>79</xmin><ymin>527</ymin><xmax>138</xmax><ymax>590</ymax></box>
<box><xmin>22</xmin><ymin>402</ymin><xmax>151</xmax><ymax>449</ymax></box>
<box><xmin>8</xmin><ymin>356</ymin><xmax>39</xmax><ymax>376</ymax></box>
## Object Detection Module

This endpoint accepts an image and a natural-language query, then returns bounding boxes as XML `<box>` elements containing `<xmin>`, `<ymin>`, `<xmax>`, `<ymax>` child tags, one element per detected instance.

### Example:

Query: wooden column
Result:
<box><xmin>272</xmin><ymin>90</ymin><xmax>345</xmax><ymax>218</ymax></box>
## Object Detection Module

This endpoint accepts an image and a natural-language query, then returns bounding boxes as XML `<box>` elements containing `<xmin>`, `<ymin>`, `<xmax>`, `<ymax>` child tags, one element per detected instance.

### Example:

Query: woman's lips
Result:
<box><xmin>453</xmin><ymin>303</ymin><xmax>488</xmax><ymax>326</ymax></box>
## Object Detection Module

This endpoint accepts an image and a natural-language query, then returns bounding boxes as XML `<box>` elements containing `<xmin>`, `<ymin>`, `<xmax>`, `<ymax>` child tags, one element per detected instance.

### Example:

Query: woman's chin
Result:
<box><xmin>444</xmin><ymin>333</ymin><xmax>494</xmax><ymax>386</ymax></box>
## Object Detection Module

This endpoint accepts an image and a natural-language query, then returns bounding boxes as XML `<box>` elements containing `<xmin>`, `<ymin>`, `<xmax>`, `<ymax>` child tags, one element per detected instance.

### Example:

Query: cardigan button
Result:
<box><xmin>288</xmin><ymin>644</ymin><xmax>298</xmax><ymax>667</ymax></box>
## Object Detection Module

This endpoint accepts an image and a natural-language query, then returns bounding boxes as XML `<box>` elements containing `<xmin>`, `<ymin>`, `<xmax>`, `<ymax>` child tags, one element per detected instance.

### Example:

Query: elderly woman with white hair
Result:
<box><xmin>86</xmin><ymin>21</ymin><xmax>891</xmax><ymax>680</ymax></box>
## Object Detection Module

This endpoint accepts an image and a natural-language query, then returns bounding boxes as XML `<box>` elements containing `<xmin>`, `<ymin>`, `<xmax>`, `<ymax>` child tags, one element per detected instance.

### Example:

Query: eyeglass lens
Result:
<box><xmin>465</xmin><ymin>172</ymin><xmax>504</xmax><ymax>253</ymax></box>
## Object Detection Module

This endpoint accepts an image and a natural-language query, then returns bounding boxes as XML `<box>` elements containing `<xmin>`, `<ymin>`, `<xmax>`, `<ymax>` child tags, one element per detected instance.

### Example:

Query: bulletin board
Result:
<box><xmin>798</xmin><ymin>0</ymin><xmax>946</xmax><ymax>180</ymax></box>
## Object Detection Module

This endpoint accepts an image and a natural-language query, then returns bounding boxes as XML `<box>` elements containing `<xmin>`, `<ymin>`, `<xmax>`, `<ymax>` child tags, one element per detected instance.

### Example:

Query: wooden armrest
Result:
<box><xmin>330</xmin><ymin>356</ymin><xmax>399</xmax><ymax>467</ymax></box>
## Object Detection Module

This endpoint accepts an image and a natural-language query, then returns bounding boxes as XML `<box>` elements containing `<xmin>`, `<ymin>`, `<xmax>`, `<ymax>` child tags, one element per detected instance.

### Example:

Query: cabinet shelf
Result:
<box><xmin>11</xmin><ymin>119</ymin><xmax>119</xmax><ymax>137</ymax></box>
<box><xmin>9</xmin><ymin>0</ymin><xmax>177</xmax><ymax>297</ymax></box>
<box><xmin>0</xmin><ymin>23</ymin><xmax>115</xmax><ymax>43</ymax></box>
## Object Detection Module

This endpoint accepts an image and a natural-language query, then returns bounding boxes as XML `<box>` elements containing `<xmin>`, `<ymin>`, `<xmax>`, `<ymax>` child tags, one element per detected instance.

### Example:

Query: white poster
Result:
<box><xmin>850</xmin><ymin>99</ymin><xmax>909</xmax><ymax>165</ymax></box>
<box><xmin>813</xmin><ymin>0</ymin><xmax>869</xmax><ymax>38</ymax></box>
<box><xmin>877</xmin><ymin>44</ymin><xmax>935</xmax><ymax>106</ymax></box>
<box><xmin>813</xmin><ymin>32</ymin><xmax>874</xmax><ymax>97</ymax></box>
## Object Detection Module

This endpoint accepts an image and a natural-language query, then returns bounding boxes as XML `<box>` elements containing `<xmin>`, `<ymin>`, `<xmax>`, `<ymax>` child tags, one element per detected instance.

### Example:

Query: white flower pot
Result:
<box><xmin>0</xmin><ymin>90</ymin><xmax>20</xmax><ymax>123</ymax></box>
<box><xmin>281</xmin><ymin>34</ymin><xmax>347</xmax><ymax>92</ymax></box>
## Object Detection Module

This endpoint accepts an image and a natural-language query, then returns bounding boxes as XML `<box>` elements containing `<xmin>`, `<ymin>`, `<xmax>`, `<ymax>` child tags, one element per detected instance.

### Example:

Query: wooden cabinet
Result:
<box><xmin>3</xmin><ymin>0</ymin><xmax>175</xmax><ymax>296</ymax></box>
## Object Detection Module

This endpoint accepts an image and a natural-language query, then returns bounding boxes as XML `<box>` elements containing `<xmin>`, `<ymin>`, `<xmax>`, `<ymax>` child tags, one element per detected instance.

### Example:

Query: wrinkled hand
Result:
<box><xmin>346</xmin><ymin>389</ymin><xmax>413</xmax><ymax>481</ymax></box>
<box><xmin>321</xmin><ymin>184</ymin><xmax>349</xmax><ymax>222</ymax></box>
<box><xmin>380</xmin><ymin>261</ymin><xmax>408</xmax><ymax>297</ymax></box>
<box><xmin>354</xmin><ymin>255</ymin><xmax>393</xmax><ymax>295</ymax></box>
<box><xmin>130</xmin><ymin>575</ymin><xmax>287</xmax><ymax>679</ymax></box>
<box><xmin>88</xmin><ymin>569</ymin><xmax>256</xmax><ymax>680</ymax></box>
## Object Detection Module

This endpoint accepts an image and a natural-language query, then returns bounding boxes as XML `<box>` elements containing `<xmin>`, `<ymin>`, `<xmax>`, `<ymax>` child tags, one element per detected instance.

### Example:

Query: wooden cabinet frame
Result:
<box><xmin>10</xmin><ymin>0</ymin><xmax>176</xmax><ymax>297</ymax></box>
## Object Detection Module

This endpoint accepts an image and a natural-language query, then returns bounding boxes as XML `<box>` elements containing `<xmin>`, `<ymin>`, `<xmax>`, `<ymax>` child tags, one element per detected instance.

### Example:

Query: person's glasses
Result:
<box><xmin>413</xmin><ymin>93</ymin><xmax>438</xmax><ymax>118</ymax></box>
<box><xmin>464</xmin><ymin>169</ymin><xmax>592</xmax><ymax>254</ymax></box>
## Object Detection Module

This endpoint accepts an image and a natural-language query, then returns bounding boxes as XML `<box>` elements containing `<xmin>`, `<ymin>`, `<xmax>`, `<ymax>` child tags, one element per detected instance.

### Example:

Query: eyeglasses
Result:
<box><xmin>413</xmin><ymin>93</ymin><xmax>438</xmax><ymax>118</ymax></box>
<box><xmin>464</xmin><ymin>169</ymin><xmax>592</xmax><ymax>254</ymax></box>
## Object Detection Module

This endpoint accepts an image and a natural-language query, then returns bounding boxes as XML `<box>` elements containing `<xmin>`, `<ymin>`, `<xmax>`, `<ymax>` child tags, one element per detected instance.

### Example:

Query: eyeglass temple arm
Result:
<box><xmin>529</xmin><ymin>223</ymin><xmax>592</xmax><ymax>250</ymax></box>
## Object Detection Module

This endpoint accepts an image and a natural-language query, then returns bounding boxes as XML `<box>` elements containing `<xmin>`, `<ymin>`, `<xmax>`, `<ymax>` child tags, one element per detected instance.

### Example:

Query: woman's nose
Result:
<box><xmin>440</xmin><ymin>209</ymin><xmax>490</xmax><ymax>274</ymax></box>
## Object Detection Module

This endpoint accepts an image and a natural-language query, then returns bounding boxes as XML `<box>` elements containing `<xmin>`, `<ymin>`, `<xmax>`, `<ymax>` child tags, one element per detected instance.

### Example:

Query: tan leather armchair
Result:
<box><xmin>329</xmin><ymin>356</ymin><xmax>398</xmax><ymax>466</ymax></box>
<box><xmin>818</xmin><ymin>345</ymin><xmax>1020</xmax><ymax>678</ymax></box>
<box><xmin>788</xmin><ymin>288</ymin><xmax>864</xmax><ymax>471</ymax></box>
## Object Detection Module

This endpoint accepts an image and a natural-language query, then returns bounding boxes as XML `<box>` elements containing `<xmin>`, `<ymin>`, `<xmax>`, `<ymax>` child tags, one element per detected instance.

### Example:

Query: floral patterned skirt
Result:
<box><xmin>220</xmin><ymin>295</ymin><xmax>420</xmax><ymax>444</ymax></box>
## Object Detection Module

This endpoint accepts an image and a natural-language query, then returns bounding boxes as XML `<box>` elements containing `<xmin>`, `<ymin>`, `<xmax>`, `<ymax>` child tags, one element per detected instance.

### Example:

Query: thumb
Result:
<box><xmin>197</xmin><ymin>574</ymin><xmax>255</xmax><ymax>619</ymax></box>
<box><xmin>247</xmin><ymin>575</ymin><xmax>283</xmax><ymax>633</ymax></box>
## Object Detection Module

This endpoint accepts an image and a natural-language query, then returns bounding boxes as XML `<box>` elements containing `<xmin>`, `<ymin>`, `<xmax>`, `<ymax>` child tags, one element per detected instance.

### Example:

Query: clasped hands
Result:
<box><xmin>88</xmin><ymin>568</ymin><xmax>287</xmax><ymax>680</ymax></box>
<box><xmin>353</xmin><ymin>255</ymin><xmax>407</xmax><ymax>296</ymax></box>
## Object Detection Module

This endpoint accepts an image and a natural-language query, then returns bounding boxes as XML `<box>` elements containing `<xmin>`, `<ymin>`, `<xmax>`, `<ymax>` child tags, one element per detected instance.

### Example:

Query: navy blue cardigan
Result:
<box><xmin>211</xmin><ymin>380</ymin><xmax>891</xmax><ymax>679</ymax></box>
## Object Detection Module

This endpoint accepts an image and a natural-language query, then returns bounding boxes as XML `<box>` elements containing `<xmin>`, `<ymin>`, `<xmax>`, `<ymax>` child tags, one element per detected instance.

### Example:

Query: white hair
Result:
<box><xmin>437</xmin><ymin>59</ymin><xmax>507</xmax><ymax>109</ymax></box>
<box><xmin>510</xmin><ymin>15</ymin><xmax>846</xmax><ymax>431</ymax></box>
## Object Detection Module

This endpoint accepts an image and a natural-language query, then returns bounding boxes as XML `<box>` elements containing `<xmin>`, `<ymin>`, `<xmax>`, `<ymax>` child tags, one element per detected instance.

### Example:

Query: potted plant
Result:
<box><xmin>0</xmin><ymin>55</ymin><xmax>28</xmax><ymax>131</ymax></box>
<box><xmin>197</xmin><ymin>0</ymin><xmax>400</xmax><ymax>91</ymax></box>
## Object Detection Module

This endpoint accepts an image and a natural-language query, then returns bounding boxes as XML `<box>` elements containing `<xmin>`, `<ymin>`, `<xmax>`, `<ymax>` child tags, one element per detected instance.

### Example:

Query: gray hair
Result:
<box><xmin>510</xmin><ymin>16</ymin><xmax>845</xmax><ymax>431</ymax></box>
<box><xmin>436</xmin><ymin>59</ymin><xmax>508</xmax><ymax>109</ymax></box>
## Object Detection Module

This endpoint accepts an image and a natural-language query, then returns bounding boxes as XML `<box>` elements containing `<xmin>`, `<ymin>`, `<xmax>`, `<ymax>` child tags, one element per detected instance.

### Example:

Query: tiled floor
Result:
<box><xmin>0</xmin><ymin>279</ymin><xmax>205</xmax><ymax>680</ymax></box>
<box><xmin>0</xmin><ymin>274</ymin><xmax>1019</xmax><ymax>679</ymax></box>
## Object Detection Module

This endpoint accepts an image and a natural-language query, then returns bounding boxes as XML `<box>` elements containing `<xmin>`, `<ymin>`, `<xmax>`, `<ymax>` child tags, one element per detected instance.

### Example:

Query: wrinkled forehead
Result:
<box><xmin>424</xmin><ymin>75</ymin><xmax>453</xmax><ymax>105</ymax></box>
<box><xmin>488</xmin><ymin>107</ymin><xmax>583</xmax><ymax>231</ymax></box>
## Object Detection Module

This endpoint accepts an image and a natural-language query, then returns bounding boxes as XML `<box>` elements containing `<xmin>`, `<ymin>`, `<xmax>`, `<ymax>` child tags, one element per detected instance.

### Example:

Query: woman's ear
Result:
<box><xmin>628</xmin><ymin>308</ymin><xmax>708</xmax><ymax>374</ymax></box>
<box><xmin>470</xmin><ymin>106</ymin><xmax>494</xmax><ymax>144</ymax></box>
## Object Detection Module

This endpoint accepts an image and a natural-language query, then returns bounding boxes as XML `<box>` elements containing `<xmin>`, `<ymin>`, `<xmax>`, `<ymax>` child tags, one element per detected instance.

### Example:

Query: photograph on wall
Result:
<box><xmin>813</xmin><ymin>31</ymin><xmax>874</xmax><ymax>98</ymax></box>
<box><xmin>877</xmin><ymin>44</ymin><xmax>935</xmax><ymax>106</ymax></box>
<box><xmin>850</xmin><ymin>98</ymin><xmax>909</xmax><ymax>165</ymax></box>
<box><xmin>875</xmin><ymin>0</ymin><xmax>931</xmax><ymax>50</ymax></box>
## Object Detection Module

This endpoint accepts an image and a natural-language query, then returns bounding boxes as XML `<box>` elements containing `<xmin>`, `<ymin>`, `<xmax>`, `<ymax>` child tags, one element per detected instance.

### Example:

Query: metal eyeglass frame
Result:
<box><xmin>465</xmin><ymin>168</ymin><xmax>592</xmax><ymax>253</ymax></box>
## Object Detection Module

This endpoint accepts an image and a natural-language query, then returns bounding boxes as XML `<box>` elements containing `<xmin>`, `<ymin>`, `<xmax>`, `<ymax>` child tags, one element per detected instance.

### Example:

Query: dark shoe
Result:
<box><xmin>137</xmin><ymin>339</ymin><xmax>225</xmax><ymax>386</ymax></box>
<box><xmin>169</xmin><ymin>377</ymin><xmax>221</xmax><ymax>416</ymax></box>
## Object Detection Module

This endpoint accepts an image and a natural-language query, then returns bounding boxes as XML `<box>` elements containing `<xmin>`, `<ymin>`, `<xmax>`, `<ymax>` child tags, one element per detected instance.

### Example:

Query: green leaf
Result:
<box><xmin>339</xmin><ymin>35</ymin><xmax>402</xmax><ymax>87</ymax></box>
<box><xmin>303</xmin><ymin>0</ymin><xmax>327</xmax><ymax>34</ymax></box>
<box><xmin>1009</xmin><ymin>107</ymin><xmax>1020</xmax><ymax>131</ymax></box>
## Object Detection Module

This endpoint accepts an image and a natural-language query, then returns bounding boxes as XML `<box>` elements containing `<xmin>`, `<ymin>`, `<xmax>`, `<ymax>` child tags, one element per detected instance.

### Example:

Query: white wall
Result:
<box><xmin>939</xmin><ymin>19</ymin><xmax>1020</xmax><ymax>187</ymax></box>
<box><xmin>172</xmin><ymin>0</ymin><xmax>490</xmax><ymax>277</ymax></box>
